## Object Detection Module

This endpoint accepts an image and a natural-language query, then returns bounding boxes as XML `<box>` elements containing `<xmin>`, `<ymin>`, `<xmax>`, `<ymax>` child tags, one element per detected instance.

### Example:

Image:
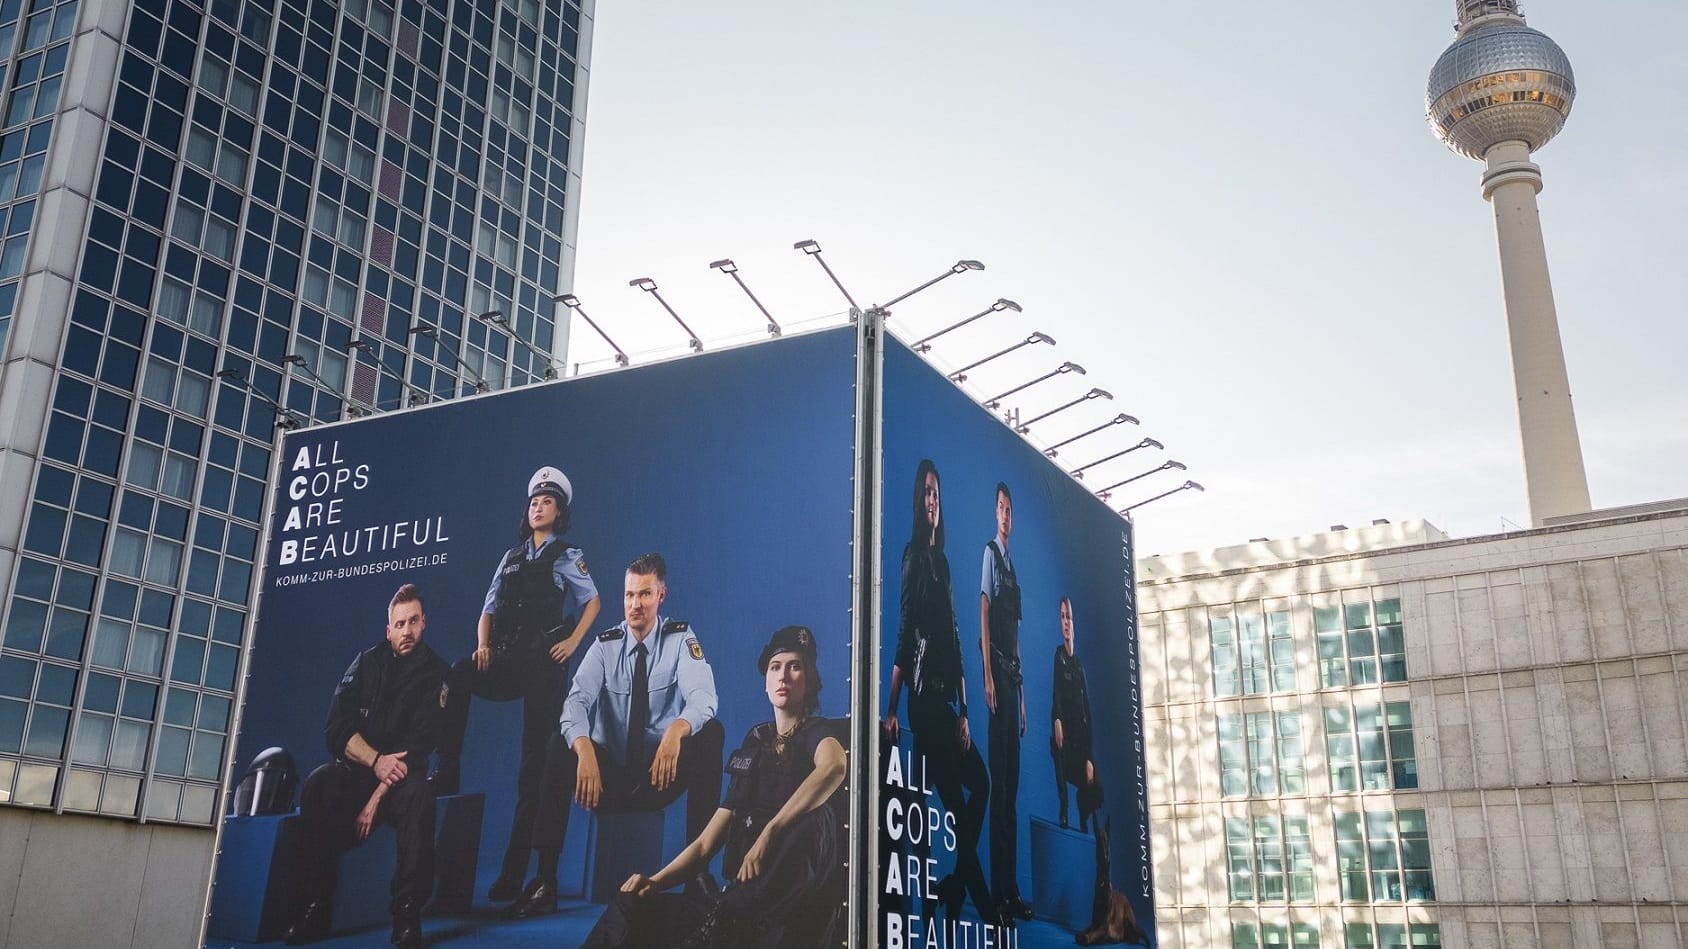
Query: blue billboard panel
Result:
<box><xmin>878</xmin><ymin>337</ymin><xmax>1154</xmax><ymax>948</ymax></box>
<box><xmin>207</xmin><ymin>327</ymin><xmax>858</xmax><ymax>948</ymax></box>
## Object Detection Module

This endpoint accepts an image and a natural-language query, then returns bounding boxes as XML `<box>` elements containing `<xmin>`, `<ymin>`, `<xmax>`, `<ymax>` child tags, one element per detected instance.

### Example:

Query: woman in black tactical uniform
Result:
<box><xmin>431</xmin><ymin>465</ymin><xmax>600</xmax><ymax>900</ymax></box>
<box><xmin>881</xmin><ymin>458</ymin><xmax>998</xmax><ymax>928</ymax></box>
<box><xmin>579</xmin><ymin>624</ymin><xmax>847</xmax><ymax>949</ymax></box>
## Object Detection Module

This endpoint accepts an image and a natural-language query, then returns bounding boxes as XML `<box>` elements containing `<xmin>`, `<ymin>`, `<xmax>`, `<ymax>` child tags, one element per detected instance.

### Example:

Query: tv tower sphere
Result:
<box><xmin>1427</xmin><ymin>9</ymin><xmax>1575</xmax><ymax>160</ymax></box>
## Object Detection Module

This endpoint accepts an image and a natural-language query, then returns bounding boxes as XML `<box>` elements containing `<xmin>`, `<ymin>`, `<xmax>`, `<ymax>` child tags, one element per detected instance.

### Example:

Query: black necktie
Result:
<box><xmin>628</xmin><ymin>643</ymin><xmax>649</xmax><ymax>768</ymax></box>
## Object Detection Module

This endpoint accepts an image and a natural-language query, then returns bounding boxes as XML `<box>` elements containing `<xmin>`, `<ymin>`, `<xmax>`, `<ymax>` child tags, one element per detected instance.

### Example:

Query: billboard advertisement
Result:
<box><xmin>877</xmin><ymin>336</ymin><xmax>1154</xmax><ymax>948</ymax></box>
<box><xmin>206</xmin><ymin>326</ymin><xmax>859</xmax><ymax>948</ymax></box>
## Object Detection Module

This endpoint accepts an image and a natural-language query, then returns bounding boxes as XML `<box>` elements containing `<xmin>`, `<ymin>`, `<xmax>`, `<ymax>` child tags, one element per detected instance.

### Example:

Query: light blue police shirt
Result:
<box><xmin>560</xmin><ymin>615</ymin><xmax>718</xmax><ymax>766</ymax></box>
<box><xmin>981</xmin><ymin>538</ymin><xmax>1013</xmax><ymax>599</ymax></box>
<box><xmin>480</xmin><ymin>536</ymin><xmax>599</xmax><ymax>617</ymax></box>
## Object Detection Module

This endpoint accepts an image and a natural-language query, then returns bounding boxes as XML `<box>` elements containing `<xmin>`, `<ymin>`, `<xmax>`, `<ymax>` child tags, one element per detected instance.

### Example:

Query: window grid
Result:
<box><xmin>1219</xmin><ymin>710</ymin><xmax>1305</xmax><ymax>798</ymax></box>
<box><xmin>1</xmin><ymin>0</ymin><xmax>583</xmax><ymax>827</ymax></box>
<box><xmin>1316</xmin><ymin>597</ymin><xmax>1405</xmax><ymax>689</ymax></box>
<box><xmin>1335</xmin><ymin>809</ymin><xmax>1435</xmax><ymax>903</ymax></box>
<box><xmin>1326</xmin><ymin>701</ymin><xmax>1418</xmax><ymax>793</ymax></box>
<box><xmin>1225</xmin><ymin>815</ymin><xmax>1315</xmax><ymax>904</ymax></box>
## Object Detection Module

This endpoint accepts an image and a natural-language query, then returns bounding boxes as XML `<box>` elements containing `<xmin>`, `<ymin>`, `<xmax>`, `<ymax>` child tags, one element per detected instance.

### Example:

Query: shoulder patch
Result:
<box><xmin>686</xmin><ymin>636</ymin><xmax>704</xmax><ymax>661</ymax></box>
<box><xmin>597</xmin><ymin>627</ymin><xmax>626</xmax><ymax>643</ymax></box>
<box><xmin>661</xmin><ymin>619</ymin><xmax>690</xmax><ymax>635</ymax></box>
<box><xmin>575</xmin><ymin>555</ymin><xmax>588</xmax><ymax>576</ymax></box>
<box><xmin>438</xmin><ymin>681</ymin><xmax>450</xmax><ymax>709</ymax></box>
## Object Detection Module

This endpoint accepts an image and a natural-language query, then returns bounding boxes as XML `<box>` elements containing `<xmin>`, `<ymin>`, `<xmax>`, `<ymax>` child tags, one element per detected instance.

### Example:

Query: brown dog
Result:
<box><xmin>1075</xmin><ymin>818</ymin><xmax>1147</xmax><ymax>946</ymax></box>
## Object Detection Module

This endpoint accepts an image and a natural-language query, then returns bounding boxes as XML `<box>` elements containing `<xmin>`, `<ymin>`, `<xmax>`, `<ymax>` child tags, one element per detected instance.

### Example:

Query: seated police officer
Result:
<box><xmin>504</xmin><ymin>552</ymin><xmax>726</xmax><ymax>917</ymax></box>
<box><xmin>283</xmin><ymin>583</ymin><xmax>449</xmax><ymax>949</ymax></box>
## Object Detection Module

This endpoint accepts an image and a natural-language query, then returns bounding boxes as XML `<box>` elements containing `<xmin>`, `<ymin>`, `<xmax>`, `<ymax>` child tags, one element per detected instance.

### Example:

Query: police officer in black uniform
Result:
<box><xmin>282</xmin><ymin>583</ymin><xmax>449</xmax><ymax>949</ymax></box>
<box><xmin>579</xmin><ymin>624</ymin><xmax>848</xmax><ymax>949</ymax></box>
<box><xmin>1051</xmin><ymin>596</ymin><xmax>1103</xmax><ymax>831</ymax></box>
<box><xmin>979</xmin><ymin>481</ymin><xmax>1031</xmax><ymax>921</ymax></box>
<box><xmin>883</xmin><ymin>459</ymin><xmax>997</xmax><ymax>928</ymax></box>
<box><xmin>430</xmin><ymin>466</ymin><xmax>600</xmax><ymax>900</ymax></box>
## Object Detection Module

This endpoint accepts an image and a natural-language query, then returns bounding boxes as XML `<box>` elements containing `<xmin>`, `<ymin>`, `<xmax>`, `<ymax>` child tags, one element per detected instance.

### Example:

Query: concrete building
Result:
<box><xmin>1138</xmin><ymin>504</ymin><xmax>1688</xmax><ymax>948</ymax></box>
<box><xmin>0</xmin><ymin>0</ymin><xmax>592</xmax><ymax>945</ymax></box>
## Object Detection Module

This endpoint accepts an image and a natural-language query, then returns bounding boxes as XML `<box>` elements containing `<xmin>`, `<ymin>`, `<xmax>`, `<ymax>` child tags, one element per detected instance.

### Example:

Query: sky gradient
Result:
<box><xmin>565</xmin><ymin>0</ymin><xmax>1688</xmax><ymax>558</ymax></box>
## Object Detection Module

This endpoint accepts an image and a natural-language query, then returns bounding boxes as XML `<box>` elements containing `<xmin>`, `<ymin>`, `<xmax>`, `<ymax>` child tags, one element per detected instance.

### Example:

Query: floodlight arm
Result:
<box><xmin>630</xmin><ymin>278</ymin><xmax>702</xmax><ymax>352</ymax></box>
<box><xmin>984</xmin><ymin>362</ymin><xmax>1084</xmax><ymax>409</ymax></box>
<box><xmin>1016</xmin><ymin>388</ymin><xmax>1112</xmax><ymax>433</ymax></box>
<box><xmin>1122</xmin><ymin>480</ymin><xmax>1205</xmax><ymax>514</ymax></box>
<box><xmin>1043</xmin><ymin>412</ymin><xmax>1139</xmax><ymax>457</ymax></box>
<box><xmin>1096</xmin><ymin>460</ymin><xmax>1186</xmax><ymax>499</ymax></box>
<box><xmin>913</xmin><ymin>298</ymin><xmax>1021</xmax><ymax>353</ymax></box>
<box><xmin>411</xmin><ymin>324</ymin><xmax>489</xmax><ymax>393</ymax></box>
<box><xmin>793</xmin><ymin>239</ymin><xmax>859</xmax><ymax>311</ymax></box>
<box><xmin>216</xmin><ymin>368</ymin><xmax>306</xmax><ymax>429</ymax></box>
<box><xmin>881</xmin><ymin>259</ymin><xmax>986</xmax><ymax>311</ymax></box>
<box><xmin>556</xmin><ymin>296</ymin><xmax>629</xmax><ymax>368</ymax></box>
<box><xmin>347</xmin><ymin>338</ymin><xmax>430</xmax><ymax>406</ymax></box>
<box><xmin>483</xmin><ymin>309</ymin><xmax>561</xmax><ymax>380</ymax></box>
<box><xmin>1071</xmin><ymin>438</ymin><xmax>1164</xmax><ymax>478</ymax></box>
<box><xmin>710</xmin><ymin>259</ymin><xmax>781</xmax><ymax>337</ymax></box>
<box><xmin>285</xmin><ymin>352</ymin><xmax>374</xmax><ymax>416</ymax></box>
<box><xmin>948</xmin><ymin>332</ymin><xmax>1055</xmax><ymax>383</ymax></box>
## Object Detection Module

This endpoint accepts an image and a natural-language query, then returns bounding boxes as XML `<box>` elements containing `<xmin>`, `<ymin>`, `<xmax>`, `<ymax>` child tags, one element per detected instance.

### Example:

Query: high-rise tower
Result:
<box><xmin>1427</xmin><ymin>0</ymin><xmax>1590</xmax><ymax>526</ymax></box>
<box><xmin>0</xmin><ymin>1</ymin><xmax>592</xmax><ymax>946</ymax></box>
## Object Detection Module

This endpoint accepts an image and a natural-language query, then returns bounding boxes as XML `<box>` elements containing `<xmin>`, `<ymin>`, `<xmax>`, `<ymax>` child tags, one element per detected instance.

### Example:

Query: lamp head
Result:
<box><xmin>477</xmin><ymin>310</ymin><xmax>506</xmax><ymax>325</ymax></box>
<box><xmin>708</xmin><ymin>258</ymin><xmax>738</xmax><ymax>274</ymax></box>
<box><xmin>1164</xmin><ymin>460</ymin><xmax>1187</xmax><ymax>472</ymax></box>
<box><xmin>952</xmin><ymin>259</ymin><xmax>985</xmax><ymax>273</ymax></box>
<box><xmin>629</xmin><ymin>277</ymin><xmax>658</xmax><ymax>292</ymax></box>
<box><xmin>557</xmin><ymin>294</ymin><xmax>580</xmax><ymax>308</ymax></box>
<box><xmin>1184</xmin><ymin>481</ymin><xmax>1205</xmax><ymax>492</ymax></box>
<box><xmin>1059</xmin><ymin>362</ymin><xmax>1086</xmax><ymax>375</ymax></box>
<box><xmin>281</xmin><ymin>354</ymin><xmax>305</xmax><ymax>366</ymax></box>
<box><xmin>794</xmin><ymin>239</ymin><xmax>822</xmax><ymax>255</ymax></box>
<box><xmin>409</xmin><ymin>324</ymin><xmax>437</xmax><ymax>338</ymax></box>
<box><xmin>1142</xmin><ymin>437</ymin><xmax>1164</xmax><ymax>450</ymax></box>
<box><xmin>1115</xmin><ymin>413</ymin><xmax>1139</xmax><ymax>426</ymax></box>
<box><xmin>993</xmin><ymin>298</ymin><xmax>1022</xmax><ymax>313</ymax></box>
<box><xmin>1029</xmin><ymin>332</ymin><xmax>1055</xmax><ymax>345</ymax></box>
<box><xmin>1087</xmin><ymin>388</ymin><xmax>1112</xmax><ymax>400</ymax></box>
<box><xmin>216</xmin><ymin>368</ymin><xmax>244</xmax><ymax>381</ymax></box>
<box><xmin>347</xmin><ymin>339</ymin><xmax>373</xmax><ymax>353</ymax></box>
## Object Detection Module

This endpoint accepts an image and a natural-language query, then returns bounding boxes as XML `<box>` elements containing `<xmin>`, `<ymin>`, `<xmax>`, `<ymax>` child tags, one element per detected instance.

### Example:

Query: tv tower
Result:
<box><xmin>1427</xmin><ymin>0</ymin><xmax>1591</xmax><ymax>526</ymax></box>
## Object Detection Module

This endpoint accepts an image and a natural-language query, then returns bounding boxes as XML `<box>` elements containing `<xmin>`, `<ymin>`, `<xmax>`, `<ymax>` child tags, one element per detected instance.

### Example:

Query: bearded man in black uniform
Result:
<box><xmin>1051</xmin><ymin>596</ymin><xmax>1103</xmax><ymax>831</ymax></box>
<box><xmin>283</xmin><ymin>583</ymin><xmax>449</xmax><ymax>949</ymax></box>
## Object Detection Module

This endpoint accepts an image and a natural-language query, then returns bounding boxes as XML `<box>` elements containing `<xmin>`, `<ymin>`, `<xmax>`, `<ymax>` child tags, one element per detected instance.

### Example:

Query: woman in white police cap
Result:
<box><xmin>431</xmin><ymin>465</ymin><xmax>601</xmax><ymax>901</ymax></box>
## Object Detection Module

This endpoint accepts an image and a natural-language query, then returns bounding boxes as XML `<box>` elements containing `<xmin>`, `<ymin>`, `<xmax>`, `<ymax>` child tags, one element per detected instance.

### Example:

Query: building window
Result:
<box><xmin>1219</xmin><ymin>711</ymin><xmax>1304</xmax><ymax>797</ymax></box>
<box><xmin>1316</xmin><ymin>597</ymin><xmax>1404</xmax><ymax>688</ymax></box>
<box><xmin>1226</xmin><ymin>815</ymin><xmax>1314</xmax><ymax>903</ymax></box>
<box><xmin>1335</xmin><ymin>809</ymin><xmax>1434</xmax><ymax>903</ymax></box>
<box><xmin>1326</xmin><ymin>701</ymin><xmax>1417</xmax><ymax>792</ymax></box>
<box><xmin>1213</xmin><ymin>609</ymin><xmax>1294</xmax><ymax>698</ymax></box>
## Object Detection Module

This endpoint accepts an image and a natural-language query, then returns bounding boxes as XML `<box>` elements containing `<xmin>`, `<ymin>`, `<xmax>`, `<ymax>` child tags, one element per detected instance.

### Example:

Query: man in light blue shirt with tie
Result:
<box><xmin>506</xmin><ymin>552</ymin><xmax>725</xmax><ymax>917</ymax></box>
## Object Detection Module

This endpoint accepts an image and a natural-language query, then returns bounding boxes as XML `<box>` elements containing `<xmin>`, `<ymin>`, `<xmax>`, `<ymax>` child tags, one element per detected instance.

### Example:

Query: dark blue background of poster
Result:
<box><xmin>228</xmin><ymin>326</ymin><xmax>857</xmax><ymax>889</ymax></box>
<box><xmin>879</xmin><ymin>337</ymin><xmax>1154</xmax><ymax>945</ymax></box>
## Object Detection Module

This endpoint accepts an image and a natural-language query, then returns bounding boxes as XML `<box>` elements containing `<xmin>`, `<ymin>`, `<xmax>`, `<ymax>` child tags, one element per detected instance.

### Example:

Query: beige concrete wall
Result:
<box><xmin>0</xmin><ymin>808</ymin><xmax>213</xmax><ymax>949</ymax></box>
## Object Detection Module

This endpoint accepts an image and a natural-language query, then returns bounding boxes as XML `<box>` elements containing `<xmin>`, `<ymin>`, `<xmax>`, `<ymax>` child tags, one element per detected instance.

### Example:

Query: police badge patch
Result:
<box><xmin>439</xmin><ymin>682</ymin><xmax>450</xmax><ymax>709</ymax></box>
<box><xmin>576</xmin><ymin>556</ymin><xmax>588</xmax><ymax>576</ymax></box>
<box><xmin>687</xmin><ymin>637</ymin><xmax>704</xmax><ymax>661</ymax></box>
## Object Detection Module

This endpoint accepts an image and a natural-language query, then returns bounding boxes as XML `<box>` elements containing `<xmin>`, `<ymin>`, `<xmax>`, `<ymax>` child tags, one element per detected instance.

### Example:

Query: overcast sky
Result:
<box><xmin>564</xmin><ymin>0</ymin><xmax>1688</xmax><ymax>558</ymax></box>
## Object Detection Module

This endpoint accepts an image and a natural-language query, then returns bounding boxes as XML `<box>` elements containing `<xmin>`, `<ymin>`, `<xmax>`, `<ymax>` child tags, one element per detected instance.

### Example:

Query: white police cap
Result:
<box><xmin>527</xmin><ymin>466</ymin><xmax>572</xmax><ymax>505</ymax></box>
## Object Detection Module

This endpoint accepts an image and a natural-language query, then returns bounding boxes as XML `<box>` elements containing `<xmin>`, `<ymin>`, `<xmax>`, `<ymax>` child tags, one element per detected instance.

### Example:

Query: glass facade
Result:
<box><xmin>1325</xmin><ymin>701</ymin><xmax>1417</xmax><ymax>793</ymax></box>
<box><xmin>0</xmin><ymin>0</ymin><xmax>585</xmax><ymax>825</ymax></box>
<box><xmin>1218</xmin><ymin>710</ymin><xmax>1305</xmax><ymax>798</ymax></box>
<box><xmin>1212</xmin><ymin>607</ymin><xmax>1296</xmax><ymax>697</ymax></box>
<box><xmin>1316</xmin><ymin>597</ymin><xmax>1405</xmax><ymax>689</ymax></box>
<box><xmin>1225</xmin><ymin>814</ymin><xmax>1315</xmax><ymax>903</ymax></box>
<box><xmin>1335</xmin><ymin>809</ymin><xmax>1434</xmax><ymax>903</ymax></box>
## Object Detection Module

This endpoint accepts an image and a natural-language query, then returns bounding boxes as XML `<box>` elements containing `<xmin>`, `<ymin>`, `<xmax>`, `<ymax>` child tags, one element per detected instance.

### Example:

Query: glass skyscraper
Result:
<box><xmin>0</xmin><ymin>0</ymin><xmax>588</xmax><ymax>896</ymax></box>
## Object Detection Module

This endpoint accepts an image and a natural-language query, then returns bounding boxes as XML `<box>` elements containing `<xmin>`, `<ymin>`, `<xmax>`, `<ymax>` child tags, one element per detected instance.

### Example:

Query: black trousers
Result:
<box><xmin>294</xmin><ymin>762</ymin><xmax>435</xmax><ymax>912</ymax></box>
<box><xmin>1052</xmin><ymin>736</ymin><xmax>1104</xmax><ymax>828</ymax></box>
<box><xmin>532</xmin><ymin>718</ymin><xmax>726</xmax><ymax>883</ymax></box>
<box><xmin>436</xmin><ymin>651</ymin><xmax>566</xmax><ymax>879</ymax></box>
<box><xmin>986</xmin><ymin>663</ymin><xmax>1021</xmax><ymax>903</ymax></box>
<box><xmin>908</xmin><ymin>697</ymin><xmax>991</xmax><ymax>921</ymax></box>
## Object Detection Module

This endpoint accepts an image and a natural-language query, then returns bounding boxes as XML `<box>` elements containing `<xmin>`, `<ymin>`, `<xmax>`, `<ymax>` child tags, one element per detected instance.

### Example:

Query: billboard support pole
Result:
<box><xmin>849</xmin><ymin>305</ymin><xmax>884</xmax><ymax>948</ymax></box>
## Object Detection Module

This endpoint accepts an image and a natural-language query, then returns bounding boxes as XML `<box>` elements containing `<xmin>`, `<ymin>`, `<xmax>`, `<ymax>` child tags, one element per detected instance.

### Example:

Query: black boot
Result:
<box><xmin>505</xmin><ymin>877</ymin><xmax>558</xmax><ymax>918</ymax></box>
<box><xmin>283</xmin><ymin>901</ymin><xmax>333</xmax><ymax>945</ymax></box>
<box><xmin>390</xmin><ymin>905</ymin><xmax>422</xmax><ymax>949</ymax></box>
